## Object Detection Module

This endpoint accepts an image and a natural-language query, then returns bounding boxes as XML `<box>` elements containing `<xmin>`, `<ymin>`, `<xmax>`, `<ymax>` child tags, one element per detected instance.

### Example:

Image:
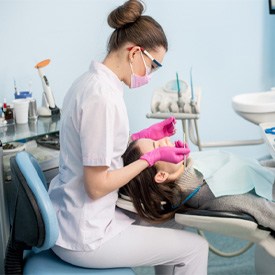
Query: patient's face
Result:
<box><xmin>137</xmin><ymin>137</ymin><xmax>184</xmax><ymax>174</ymax></box>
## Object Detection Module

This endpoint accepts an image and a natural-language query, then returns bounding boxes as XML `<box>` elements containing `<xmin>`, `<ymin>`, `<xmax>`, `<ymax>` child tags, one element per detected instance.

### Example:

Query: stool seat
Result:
<box><xmin>24</xmin><ymin>250</ymin><xmax>134</xmax><ymax>275</ymax></box>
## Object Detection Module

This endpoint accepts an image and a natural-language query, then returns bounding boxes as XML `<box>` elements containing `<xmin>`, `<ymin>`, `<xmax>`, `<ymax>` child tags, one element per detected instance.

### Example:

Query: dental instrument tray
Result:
<box><xmin>259</xmin><ymin>122</ymin><xmax>275</xmax><ymax>159</ymax></box>
<box><xmin>36</xmin><ymin>133</ymin><xmax>60</xmax><ymax>150</ymax></box>
<box><xmin>2</xmin><ymin>142</ymin><xmax>25</xmax><ymax>156</ymax></box>
<box><xmin>151</xmin><ymin>79</ymin><xmax>201</xmax><ymax>114</ymax></box>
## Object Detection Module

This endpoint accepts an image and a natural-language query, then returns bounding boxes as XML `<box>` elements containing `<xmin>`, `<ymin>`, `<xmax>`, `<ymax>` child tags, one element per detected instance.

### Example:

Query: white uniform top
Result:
<box><xmin>49</xmin><ymin>61</ymin><xmax>134</xmax><ymax>251</ymax></box>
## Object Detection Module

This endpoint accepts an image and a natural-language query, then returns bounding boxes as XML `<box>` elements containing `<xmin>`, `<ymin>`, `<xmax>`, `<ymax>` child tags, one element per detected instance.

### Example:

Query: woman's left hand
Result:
<box><xmin>131</xmin><ymin>116</ymin><xmax>176</xmax><ymax>141</ymax></box>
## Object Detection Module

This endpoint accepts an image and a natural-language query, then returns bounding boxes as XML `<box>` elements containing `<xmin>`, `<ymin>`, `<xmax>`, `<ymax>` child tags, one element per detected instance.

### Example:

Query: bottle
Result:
<box><xmin>2</xmin><ymin>98</ymin><xmax>7</xmax><ymax>113</ymax></box>
<box><xmin>5</xmin><ymin>105</ymin><xmax>14</xmax><ymax>123</ymax></box>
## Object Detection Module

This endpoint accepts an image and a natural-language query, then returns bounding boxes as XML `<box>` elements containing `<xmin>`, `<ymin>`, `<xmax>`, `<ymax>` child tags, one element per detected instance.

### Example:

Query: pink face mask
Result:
<box><xmin>130</xmin><ymin>52</ymin><xmax>152</xmax><ymax>89</ymax></box>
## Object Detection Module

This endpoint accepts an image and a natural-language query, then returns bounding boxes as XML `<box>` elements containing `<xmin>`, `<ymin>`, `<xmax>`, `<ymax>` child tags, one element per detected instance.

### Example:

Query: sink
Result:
<box><xmin>232</xmin><ymin>90</ymin><xmax>275</xmax><ymax>124</ymax></box>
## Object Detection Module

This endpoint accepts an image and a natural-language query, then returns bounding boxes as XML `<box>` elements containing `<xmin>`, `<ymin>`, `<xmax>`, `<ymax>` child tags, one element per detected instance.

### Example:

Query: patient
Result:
<box><xmin>121</xmin><ymin>137</ymin><xmax>275</xmax><ymax>234</ymax></box>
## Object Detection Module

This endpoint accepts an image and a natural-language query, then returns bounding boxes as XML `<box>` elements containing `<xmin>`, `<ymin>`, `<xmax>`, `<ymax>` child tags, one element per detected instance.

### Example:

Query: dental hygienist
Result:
<box><xmin>48</xmin><ymin>1</ymin><xmax>208</xmax><ymax>274</ymax></box>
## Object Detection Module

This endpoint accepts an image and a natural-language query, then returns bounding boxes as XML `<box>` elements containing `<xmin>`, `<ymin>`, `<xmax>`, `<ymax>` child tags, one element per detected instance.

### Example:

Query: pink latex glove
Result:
<box><xmin>131</xmin><ymin>117</ymin><xmax>176</xmax><ymax>141</ymax></box>
<box><xmin>140</xmin><ymin>146</ymin><xmax>190</xmax><ymax>167</ymax></box>
<box><xmin>175</xmin><ymin>140</ymin><xmax>190</xmax><ymax>159</ymax></box>
<box><xmin>175</xmin><ymin>140</ymin><xmax>189</xmax><ymax>149</ymax></box>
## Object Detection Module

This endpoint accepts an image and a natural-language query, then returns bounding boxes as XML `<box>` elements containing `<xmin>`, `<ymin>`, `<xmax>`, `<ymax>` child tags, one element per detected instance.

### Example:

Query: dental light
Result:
<box><xmin>35</xmin><ymin>59</ymin><xmax>60</xmax><ymax>117</ymax></box>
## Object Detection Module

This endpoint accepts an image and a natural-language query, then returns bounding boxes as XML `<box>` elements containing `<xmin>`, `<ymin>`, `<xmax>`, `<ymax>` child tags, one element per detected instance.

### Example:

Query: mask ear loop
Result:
<box><xmin>129</xmin><ymin>46</ymin><xmax>142</xmax><ymax>75</ymax></box>
<box><xmin>128</xmin><ymin>46</ymin><xmax>138</xmax><ymax>74</ymax></box>
<box><xmin>129</xmin><ymin>61</ymin><xmax>134</xmax><ymax>74</ymax></box>
<box><xmin>140</xmin><ymin>51</ymin><xmax>152</xmax><ymax>74</ymax></box>
<box><xmin>129</xmin><ymin>47</ymin><xmax>151</xmax><ymax>75</ymax></box>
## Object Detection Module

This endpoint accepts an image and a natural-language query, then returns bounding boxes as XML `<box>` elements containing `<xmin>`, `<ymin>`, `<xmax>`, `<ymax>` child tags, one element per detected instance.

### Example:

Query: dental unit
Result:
<box><xmin>149</xmin><ymin>75</ymin><xmax>275</xmax><ymax>151</ymax></box>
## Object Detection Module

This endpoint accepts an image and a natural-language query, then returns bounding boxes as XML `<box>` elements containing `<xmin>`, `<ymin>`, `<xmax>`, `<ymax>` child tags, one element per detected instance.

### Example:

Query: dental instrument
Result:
<box><xmin>190</xmin><ymin>67</ymin><xmax>194</xmax><ymax>103</ymax></box>
<box><xmin>13</xmin><ymin>80</ymin><xmax>19</xmax><ymax>95</ymax></box>
<box><xmin>176</xmin><ymin>72</ymin><xmax>180</xmax><ymax>96</ymax></box>
<box><xmin>176</xmin><ymin>72</ymin><xmax>182</xmax><ymax>112</ymax></box>
<box><xmin>35</xmin><ymin>59</ymin><xmax>60</xmax><ymax>117</ymax></box>
<box><xmin>183</xmin><ymin>131</ymin><xmax>187</xmax><ymax>169</ymax></box>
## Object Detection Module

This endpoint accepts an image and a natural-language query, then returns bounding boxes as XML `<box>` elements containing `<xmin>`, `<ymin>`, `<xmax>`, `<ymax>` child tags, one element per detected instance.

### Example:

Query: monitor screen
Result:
<box><xmin>270</xmin><ymin>0</ymin><xmax>275</xmax><ymax>14</ymax></box>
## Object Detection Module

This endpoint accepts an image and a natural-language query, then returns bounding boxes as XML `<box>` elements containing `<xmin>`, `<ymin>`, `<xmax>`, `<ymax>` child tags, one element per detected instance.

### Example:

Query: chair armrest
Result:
<box><xmin>175</xmin><ymin>209</ymin><xmax>271</xmax><ymax>243</ymax></box>
<box><xmin>176</xmin><ymin>208</ymin><xmax>257</xmax><ymax>223</ymax></box>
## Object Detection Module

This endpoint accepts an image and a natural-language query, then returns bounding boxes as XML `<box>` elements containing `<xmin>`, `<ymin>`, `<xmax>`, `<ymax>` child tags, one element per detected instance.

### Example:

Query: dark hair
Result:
<box><xmin>121</xmin><ymin>141</ymin><xmax>183</xmax><ymax>223</ymax></box>
<box><xmin>107</xmin><ymin>0</ymin><xmax>168</xmax><ymax>53</ymax></box>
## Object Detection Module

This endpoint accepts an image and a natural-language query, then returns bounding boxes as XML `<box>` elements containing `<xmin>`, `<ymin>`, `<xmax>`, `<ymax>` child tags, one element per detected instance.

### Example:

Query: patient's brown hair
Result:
<box><xmin>121</xmin><ymin>141</ymin><xmax>183</xmax><ymax>223</ymax></box>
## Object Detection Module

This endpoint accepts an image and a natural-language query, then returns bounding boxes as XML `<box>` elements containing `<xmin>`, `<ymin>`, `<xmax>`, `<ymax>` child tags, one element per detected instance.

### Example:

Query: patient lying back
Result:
<box><xmin>177</xmin><ymin>158</ymin><xmax>275</xmax><ymax>233</ymax></box>
<box><xmin>121</xmin><ymin>138</ymin><xmax>275</xmax><ymax>234</ymax></box>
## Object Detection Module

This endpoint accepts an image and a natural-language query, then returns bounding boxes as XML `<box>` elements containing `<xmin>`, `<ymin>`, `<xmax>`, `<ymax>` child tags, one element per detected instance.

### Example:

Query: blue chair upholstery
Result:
<box><xmin>5</xmin><ymin>151</ymin><xmax>135</xmax><ymax>275</ymax></box>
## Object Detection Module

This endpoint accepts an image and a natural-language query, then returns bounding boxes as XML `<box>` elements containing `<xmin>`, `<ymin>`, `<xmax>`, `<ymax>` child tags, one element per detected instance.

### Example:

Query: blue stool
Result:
<box><xmin>5</xmin><ymin>151</ymin><xmax>135</xmax><ymax>275</ymax></box>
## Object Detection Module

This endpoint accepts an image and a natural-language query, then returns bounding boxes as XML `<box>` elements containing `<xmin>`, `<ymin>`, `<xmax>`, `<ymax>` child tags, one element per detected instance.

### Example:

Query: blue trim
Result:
<box><xmin>173</xmin><ymin>180</ymin><xmax>206</xmax><ymax>209</ymax></box>
<box><xmin>153</xmin><ymin>59</ymin><xmax>162</xmax><ymax>67</ymax></box>
<box><xmin>16</xmin><ymin>152</ymin><xmax>59</xmax><ymax>252</ymax></box>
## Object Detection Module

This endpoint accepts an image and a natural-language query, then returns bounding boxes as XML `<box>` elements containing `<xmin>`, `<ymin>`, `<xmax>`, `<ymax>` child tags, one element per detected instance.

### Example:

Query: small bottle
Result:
<box><xmin>5</xmin><ymin>105</ymin><xmax>14</xmax><ymax>122</ymax></box>
<box><xmin>2</xmin><ymin>98</ymin><xmax>7</xmax><ymax>113</ymax></box>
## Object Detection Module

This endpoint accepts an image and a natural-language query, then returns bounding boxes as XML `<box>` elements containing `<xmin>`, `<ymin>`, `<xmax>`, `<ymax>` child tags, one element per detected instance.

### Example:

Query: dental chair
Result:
<box><xmin>147</xmin><ymin>82</ymin><xmax>275</xmax><ymax>273</ymax></box>
<box><xmin>117</xmin><ymin>193</ymin><xmax>275</xmax><ymax>273</ymax></box>
<box><xmin>5</xmin><ymin>151</ymin><xmax>135</xmax><ymax>275</ymax></box>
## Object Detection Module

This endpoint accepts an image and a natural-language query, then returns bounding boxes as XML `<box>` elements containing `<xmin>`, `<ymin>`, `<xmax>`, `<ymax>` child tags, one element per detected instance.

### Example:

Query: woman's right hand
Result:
<box><xmin>175</xmin><ymin>140</ymin><xmax>190</xmax><ymax>159</ymax></box>
<box><xmin>140</xmin><ymin>146</ymin><xmax>190</xmax><ymax>167</ymax></box>
<box><xmin>175</xmin><ymin>140</ymin><xmax>188</xmax><ymax>149</ymax></box>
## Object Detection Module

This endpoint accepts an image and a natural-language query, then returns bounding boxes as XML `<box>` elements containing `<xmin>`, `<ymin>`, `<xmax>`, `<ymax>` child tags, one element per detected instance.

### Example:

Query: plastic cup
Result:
<box><xmin>28</xmin><ymin>98</ymin><xmax>38</xmax><ymax>119</ymax></box>
<box><xmin>13</xmin><ymin>99</ymin><xmax>30</xmax><ymax>124</ymax></box>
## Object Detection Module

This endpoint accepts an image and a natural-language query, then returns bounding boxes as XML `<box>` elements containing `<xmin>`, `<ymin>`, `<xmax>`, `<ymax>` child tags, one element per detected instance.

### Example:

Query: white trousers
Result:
<box><xmin>52</xmin><ymin>219</ymin><xmax>208</xmax><ymax>275</ymax></box>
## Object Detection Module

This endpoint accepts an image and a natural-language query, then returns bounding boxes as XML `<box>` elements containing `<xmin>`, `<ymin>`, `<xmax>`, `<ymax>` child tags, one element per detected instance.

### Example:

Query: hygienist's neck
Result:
<box><xmin>103</xmin><ymin>51</ymin><xmax>128</xmax><ymax>83</ymax></box>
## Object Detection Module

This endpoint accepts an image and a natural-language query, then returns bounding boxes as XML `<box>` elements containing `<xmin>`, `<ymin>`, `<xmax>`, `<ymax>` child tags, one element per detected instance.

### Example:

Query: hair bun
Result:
<box><xmin>108</xmin><ymin>0</ymin><xmax>145</xmax><ymax>29</ymax></box>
